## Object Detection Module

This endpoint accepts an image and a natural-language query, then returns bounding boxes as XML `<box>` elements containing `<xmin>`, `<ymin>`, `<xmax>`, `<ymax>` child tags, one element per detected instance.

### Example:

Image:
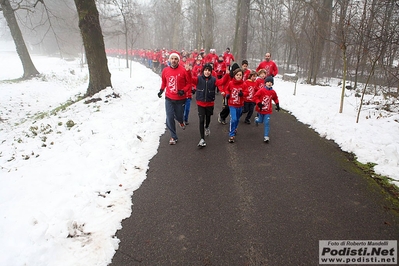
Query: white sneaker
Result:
<box><xmin>205</xmin><ymin>127</ymin><xmax>210</xmax><ymax>136</ymax></box>
<box><xmin>198</xmin><ymin>138</ymin><xmax>206</xmax><ymax>147</ymax></box>
<box><xmin>169</xmin><ymin>138</ymin><xmax>177</xmax><ymax>145</ymax></box>
<box><xmin>263</xmin><ymin>136</ymin><xmax>270</xmax><ymax>143</ymax></box>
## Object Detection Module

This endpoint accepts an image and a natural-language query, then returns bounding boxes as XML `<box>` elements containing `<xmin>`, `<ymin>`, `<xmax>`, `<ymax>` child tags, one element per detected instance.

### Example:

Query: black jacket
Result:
<box><xmin>196</xmin><ymin>75</ymin><xmax>217</xmax><ymax>102</ymax></box>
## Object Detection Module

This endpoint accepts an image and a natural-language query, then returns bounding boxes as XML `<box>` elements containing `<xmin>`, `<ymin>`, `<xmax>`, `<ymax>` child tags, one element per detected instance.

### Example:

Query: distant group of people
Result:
<box><xmin>157</xmin><ymin>48</ymin><xmax>280</xmax><ymax>147</ymax></box>
<box><xmin>106</xmin><ymin>47</ymin><xmax>235</xmax><ymax>74</ymax></box>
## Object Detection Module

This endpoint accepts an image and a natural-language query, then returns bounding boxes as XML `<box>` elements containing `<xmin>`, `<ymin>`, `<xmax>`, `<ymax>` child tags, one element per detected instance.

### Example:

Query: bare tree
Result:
<box><xmin>99</xmin><ymin>0</ymin><xmax>144</xmax><ymax>68</ymax></box>
<box><xmin>335</xmin><ymin>0</ymin><xmax>350</xmax><ymax>113</ymax></box>
<box><xmin>171</xmin><ymin>0</ymin><xmax>182</xmax><ymax>49</ymax></box>
<box><xmin>85</xmin><ymin>0</ymin><xmax>399</xmax><ymax>104</ymax></box>
<box><xmin>237</xmin><ymin>0</ymin><xmax>249</xmax><ymax>63</ymax></box>
<box><xmin>74</xmin><ymin>0</ymin><xmax>112</xmax><ymax>97</ymax></box>
<box><xmin>307</xmin><ymin>0</ymin><xmax>333</xmax><ymax>85</ymax></box>
<box><xmin>203</xmin><ymin>0</ymin><xmax>214</xmax><ymax>52</ymax></box>
<box><xmin>1</xmin><ymin>0</ymin><xmax>39</xmax><ymax>79</ymax></box>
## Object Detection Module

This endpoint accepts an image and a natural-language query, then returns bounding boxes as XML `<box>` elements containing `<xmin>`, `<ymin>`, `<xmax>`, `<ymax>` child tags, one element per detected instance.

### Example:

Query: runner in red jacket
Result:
<box><xmin>222</xmin><ymin>67</ymin><xmax>248</xmax><ymax>143</ymax></box>
<box><xmin>256</xmin><ymin>52</ymin><xmax>278</xmax><ymax>77</ymax></box>
<box><xmin>158</xmin><ymin>53</ymin><xmax>192</xmax><ymax>145</ymax></box>
<box><xmin>254</xmin><ymin>76</ymin><xmax>280</xmax><ymax>143</ymax></box>
<box><xmin>223</xmin><ymin>47</ymin><xmax>235</xmax><ymax>68</ymax></box>
<box><xmin>243</xmin><ymin>70</ymin><xmax>259</xmax><ymax>124</ymax></box>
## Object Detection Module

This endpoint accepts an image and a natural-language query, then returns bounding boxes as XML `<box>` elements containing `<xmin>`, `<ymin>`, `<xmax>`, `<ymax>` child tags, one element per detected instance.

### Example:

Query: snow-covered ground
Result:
<box><xmin>0</xmin><ymin>50</ymin><xmax>398</xmax><ymax>266</ymax></box>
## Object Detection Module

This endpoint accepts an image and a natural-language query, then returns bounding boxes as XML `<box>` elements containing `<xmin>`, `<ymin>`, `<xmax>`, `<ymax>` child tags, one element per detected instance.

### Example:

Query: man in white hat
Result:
<box><xmin>157</xmin><ymin>52</ymin><xmax>192</xmax><ymax>145</ymax></box>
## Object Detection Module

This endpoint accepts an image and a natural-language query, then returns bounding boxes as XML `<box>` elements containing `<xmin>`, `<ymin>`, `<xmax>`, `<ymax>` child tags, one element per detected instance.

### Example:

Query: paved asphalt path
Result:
<box><xmin>111</xmin><ymin>93</ymin><xmax>399</xmax><ymax>265</ymax></box>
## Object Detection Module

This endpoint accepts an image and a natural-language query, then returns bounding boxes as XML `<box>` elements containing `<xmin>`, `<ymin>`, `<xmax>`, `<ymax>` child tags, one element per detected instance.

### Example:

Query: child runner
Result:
<box><xmin>253</xmin><ymin>76</ymin><xmax>280</xmax><ymax>143</ymax></box>
<box><xmin>218</xmin><ymin>62</ymin><xmax>240</xmax><ymax>125</ymax></box>
<box><xmin>223</xmin><ymin>67</ymin><xmax>248</xmax><ymax>143</ymax></box>
<box><xmin>191</xmin><ymin>64</ymin><xmax>230</xmax><ymax>147</ymax></box>
<box><xmin>214</xmin><ymin>55</ymin><xmax>227</xmax><ymax>94</ymax></box>
<box><xmin>242</xmin><ymin>59</ymin><xmax>251</xmax><ymax>81</ymax></box>
<box><xmin>183</xmin><ymin>83</ymin><xmax>193</xmax><ymax>125</ymax></box>
<box><xmin>243</xmin><ymin>70</ymin><xmax>259</xmax><ymax>124</ymax></box>
<box><xmin>192</xmin><ymin>55</ymin><xmax>204</xmax><ymax>77</ymax></box>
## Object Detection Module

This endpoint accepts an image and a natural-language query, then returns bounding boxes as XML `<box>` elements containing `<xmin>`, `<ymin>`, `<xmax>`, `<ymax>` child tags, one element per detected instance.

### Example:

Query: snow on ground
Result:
<box><xmin>0</xmin><ymin>49</ymin><xmax>398</xmax><ymax>265</ymax></box>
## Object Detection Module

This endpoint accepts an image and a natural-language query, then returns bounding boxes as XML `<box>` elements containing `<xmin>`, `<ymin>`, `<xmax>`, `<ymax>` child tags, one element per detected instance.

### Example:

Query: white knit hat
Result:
<box><xmin>169</xmin><ymin>52</ymin><xmax>180</xmax><ymax>61</ymax></box>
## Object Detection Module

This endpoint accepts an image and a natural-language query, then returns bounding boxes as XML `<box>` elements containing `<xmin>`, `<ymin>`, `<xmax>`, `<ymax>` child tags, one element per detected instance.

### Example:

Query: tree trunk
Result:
<box><xmin>311</xmin><ymin>0</ymin><xmax>332</xmax><ymax>85</ymax></box>
<box><xmin>232</xmin><ymin>0</ymin><xmax>241</xmax><ymax>59</ymax></box>
<box><xmin>194</xmin><ymin>0</ymin><xmax>202</xmax><ymax>49</ymax></box>
<box><xmin>74</xmin><ymin>0</ymin><xmax>112</xmax><ymax>97</ymax></box>
<box><xmin>204</xmin><ymin>0</ymin><xmax>213</xmax><ymax>52</ymax></box>
<box><xmin>238</xmin><ymin>0</ymin><xmax>250</xmax><ymax>63</ymax></box>
<box><xmin>339</xmin><ymin>45</ymin><xmax>347</xmax><ymax>113</ymax></box>
<box><xmin>172</xmin><ymin>0</ymin><xmax>182</xmax><ymax>49</ymax></box>
<box><xmin>1</xmin><ymin>0</ymin><xmax>40</xmax><ymax>79</ymax></box>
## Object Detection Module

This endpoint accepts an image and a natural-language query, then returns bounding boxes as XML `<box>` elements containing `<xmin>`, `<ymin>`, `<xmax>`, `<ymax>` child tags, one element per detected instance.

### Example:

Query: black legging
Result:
<box><xmin>199</xmin><ymin>114</ymin><xmax>211</xmax><ymax>139</ymax></box>
<box><xmin>219</xmin><ymin>96</ymin><xmax>230</xmax><ymax>120</ymax></box>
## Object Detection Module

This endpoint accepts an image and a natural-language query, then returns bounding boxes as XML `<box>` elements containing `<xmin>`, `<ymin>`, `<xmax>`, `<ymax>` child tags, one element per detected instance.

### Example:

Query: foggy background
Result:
<box><xmin>1</xmin><ymin>0</ymin><xmax>398</xmax><ymax>95</ymax></box>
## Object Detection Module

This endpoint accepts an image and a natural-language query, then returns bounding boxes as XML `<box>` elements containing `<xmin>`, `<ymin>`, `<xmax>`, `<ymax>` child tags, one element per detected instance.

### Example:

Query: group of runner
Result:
<box><xmin>156</xmin><ymin>47</ymin><xmax>281</xmax><ymax>147</ymax></box>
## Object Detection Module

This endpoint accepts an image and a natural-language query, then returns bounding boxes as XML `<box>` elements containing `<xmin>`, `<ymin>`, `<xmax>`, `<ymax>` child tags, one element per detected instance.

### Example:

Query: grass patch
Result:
<box><xmin>354</xmin><ymin>160</ymin><xmax>399</xmax><ymax>212</ymax></box>
<box><xmin>32</xmin><ymin>95</ymin><xmax>84</xmax><ymax>121</ymax></box>
<box><xmin>50</xmin><ymin>99</ymin><xmax>76</xmax><ymax>115</ymax></box>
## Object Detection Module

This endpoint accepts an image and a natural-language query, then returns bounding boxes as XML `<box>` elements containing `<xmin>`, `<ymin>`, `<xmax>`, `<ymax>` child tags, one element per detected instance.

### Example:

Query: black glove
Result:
<box><xmin>157</xmin><ymin>89</ymin><xmax>163</xmax><ymax>98</ymax></box>
<box><xmin>178</xmin><ymin>90</ymin><xmax>185</xmax><ymax>96</ymax></box>
<box><xmin>275</xmin><ymin>103</ymin><xmax>280</xmax><ymax>112</ymax></box>
<box><xmin>192</xmin><ymin>89</ymin><xmax>196</xmax><ymax>95</ymax></box>
<box><xmin>238</xmin><ymin>90</ymin><xmax>243</xmax><ymax>97</ymax></box>
<box><xmin>257</xmin><ymin>102</ymin><xmax>264</xmax><ymax>109</ymax></box>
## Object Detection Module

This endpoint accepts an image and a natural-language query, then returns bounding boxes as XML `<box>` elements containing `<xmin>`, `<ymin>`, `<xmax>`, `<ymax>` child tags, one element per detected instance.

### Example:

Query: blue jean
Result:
<box><xmin>184</xmin><ymin>98</ymin><xmax>191</xmax><ymax>122</ymax></box>
<box><xmin>257</xmin><ymin>114</ymin><xmax>271</xmax><ymax>137</ymax></box>
<box><xmin>165</xmin><ymin>98</ymin><xmax>185</xmax><ymax>140</ymax></box>
<box><xmin>229</xmin><ymin>106</ymin><xmax>242</xmax><ymax>137</ymax></box>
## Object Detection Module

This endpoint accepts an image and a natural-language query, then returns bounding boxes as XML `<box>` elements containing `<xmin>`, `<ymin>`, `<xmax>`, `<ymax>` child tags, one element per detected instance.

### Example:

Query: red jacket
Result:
<box><xmin>214</xmin><ymin>61</ymin><xmax>227</xmax><ymax>76</ymax></box>
<box><xmin>224</xmin><ymin>79</ymin><xmax>248</xmax><ymax>107</ymax></box>
<box><xmin>204</xmin><ymin>53</ymin><xmax>218</xmax><ymax>64</ymax></box>
<box><xmin>256</xmin><ymin>60</ymin><xmax>278</xmax><ymax>77</ymax></box>
<box><xmin>243</xmin><ymin>69</ymin><xmax>251</xmax><ymax>81</ymax></box>
<box><xmin>160</xmin><ymin>65</ymin><xmax>192</xmax><ymax>101</ymax></box>
<box><xmin>244</xmin><ymin>79</ymin><xmax>259</xmax><ymax>103</ymax></box>
<box><xmin>254</xmin><ymin>87</ymin><xmax>279</xmax><ymax>114</ymax></box>
<box><xmin>192</xmin><ymin>63</ymin><xmax>203</xmax><ymax>77</ymax></box>
<box><xmin>256</xmin><ymin>77</ymin><xmax>265</xmax><ymax>90</ymax></box>
<box><xmin>223</xmin><ymin>52</ymin><xmax>235</xmax><ymax>67</ymax></box>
